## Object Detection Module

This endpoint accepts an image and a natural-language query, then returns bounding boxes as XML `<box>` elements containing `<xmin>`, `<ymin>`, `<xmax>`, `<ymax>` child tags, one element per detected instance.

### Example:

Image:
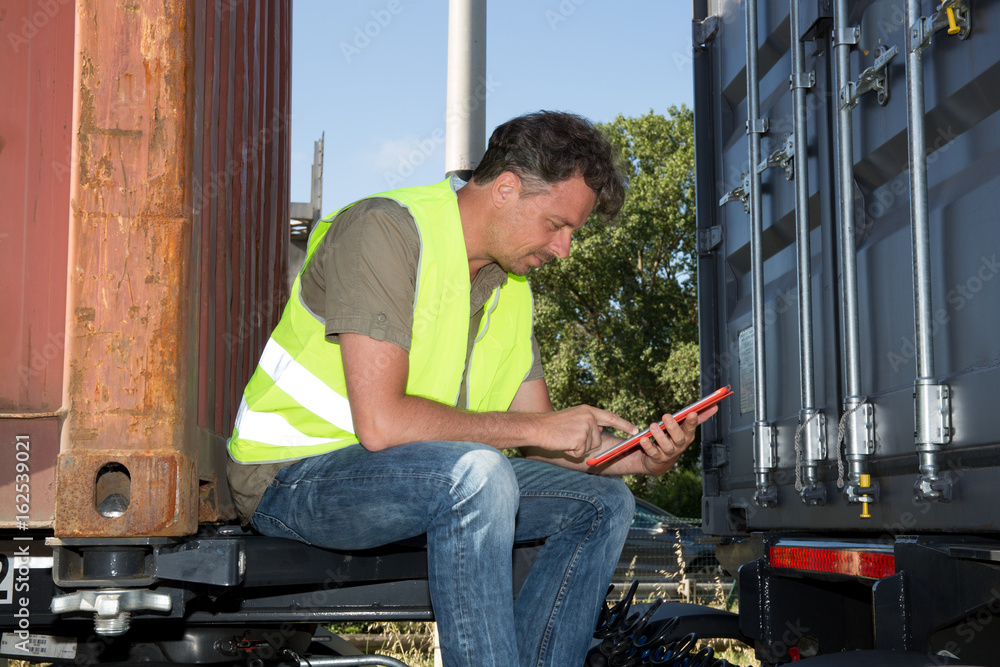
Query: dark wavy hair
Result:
<box><xmin>471</xmin><ymin>111</ymin><xmax>626</xmax><ymax>221</ymax></box>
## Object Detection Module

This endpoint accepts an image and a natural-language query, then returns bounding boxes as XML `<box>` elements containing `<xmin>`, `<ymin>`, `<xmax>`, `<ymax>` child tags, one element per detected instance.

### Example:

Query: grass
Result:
<box><xmin>330</xmin><ymin>572</ymin><xmax>758</xmax><ymax>667</ymax></box>
<box><xmin>327</xmin><ymin>620</ymin><xmax>437</xmax><ymax>666</ymax></box>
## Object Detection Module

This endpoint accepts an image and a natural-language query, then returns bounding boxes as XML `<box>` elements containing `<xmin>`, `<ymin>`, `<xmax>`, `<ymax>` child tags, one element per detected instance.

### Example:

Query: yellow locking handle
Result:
<box><xmin>860</xmin><ymin>474</ymin><xmax>872</xmax><ymax>519</ymax></box>
<box><xmin>946</xmin><ymin>6</ymin><xmax>961</xmax><ymax>35</ymax></box>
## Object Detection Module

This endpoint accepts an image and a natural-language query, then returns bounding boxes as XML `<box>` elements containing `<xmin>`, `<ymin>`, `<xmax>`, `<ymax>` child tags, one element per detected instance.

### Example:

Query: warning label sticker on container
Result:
<box><xmin>738</xmin><ymin>327</ymin><xmax>755</xmax><ymax>415</ymax></box>
<box><xmin>1</xmin><ymin>632</ymin><xmax>77</xmax><ymax>659</ymax></box>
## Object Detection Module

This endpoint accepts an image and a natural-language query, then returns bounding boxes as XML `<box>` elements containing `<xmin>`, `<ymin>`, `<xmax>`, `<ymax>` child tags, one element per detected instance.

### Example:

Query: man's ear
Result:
<box><xmin>491</xmin><ymin>171</ymin><xmax>520</xmax><ymax>209</ymax></box>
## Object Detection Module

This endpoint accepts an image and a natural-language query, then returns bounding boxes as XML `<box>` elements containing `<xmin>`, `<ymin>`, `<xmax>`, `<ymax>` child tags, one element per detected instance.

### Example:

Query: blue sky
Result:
<box><xmin>289</xmin><ymin>1</ymin><xmax>695</xmax><ymax>213</ymax></box>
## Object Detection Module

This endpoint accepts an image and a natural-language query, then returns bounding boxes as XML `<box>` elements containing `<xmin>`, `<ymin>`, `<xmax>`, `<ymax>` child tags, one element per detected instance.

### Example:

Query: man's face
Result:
<box><xmin>488</xmin><ymin>174</ymin><xmax>597</xmax><ymax>276</ymax></box>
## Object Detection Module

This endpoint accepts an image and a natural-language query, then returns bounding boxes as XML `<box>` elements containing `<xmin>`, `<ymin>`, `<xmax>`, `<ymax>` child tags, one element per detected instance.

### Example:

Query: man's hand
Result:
<box><xmin>528</xmin><ymin>405</ymin><xmax>637</xmax><ymax>459</ymax></box>
<box><xmin>599</xmin><ymin>405</ymin><xmax>718</xmax><ymax>476</ymax></box>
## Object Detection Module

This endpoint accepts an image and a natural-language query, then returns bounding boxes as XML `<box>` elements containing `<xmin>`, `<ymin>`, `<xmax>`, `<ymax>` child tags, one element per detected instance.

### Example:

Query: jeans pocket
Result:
<box><xmin>251</xmin><ymin>511</ymin><xmax>310</xmax><ymax>545</ymax></box>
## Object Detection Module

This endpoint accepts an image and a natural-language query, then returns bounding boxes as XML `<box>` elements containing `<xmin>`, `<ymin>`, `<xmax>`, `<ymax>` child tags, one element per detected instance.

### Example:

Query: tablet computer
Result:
<box><xmin>585</xmin><ymin>385</ymin><xmax>733</xmax><ymax>466</ymax></box>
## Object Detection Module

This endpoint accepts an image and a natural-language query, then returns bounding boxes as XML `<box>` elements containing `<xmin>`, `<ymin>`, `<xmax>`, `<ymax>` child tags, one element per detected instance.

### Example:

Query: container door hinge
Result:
<box><xmin>841</xmin><ymin>44</ymin><xmax>898</xmax><ymax>109</ymax></box>
<box><xmin>703</xmin><ymin>442</ymin><xmax>729</xmax><ymax>468</ymax></box>
<box><xmin>697</xmin><ymin>226</ymin><xmax>723</xmax><ymax>255</ymax></box>
<box><xmin>693</xmin><ymin>15</ymin><xmax>720</xmax><ymax>48</ymax></box>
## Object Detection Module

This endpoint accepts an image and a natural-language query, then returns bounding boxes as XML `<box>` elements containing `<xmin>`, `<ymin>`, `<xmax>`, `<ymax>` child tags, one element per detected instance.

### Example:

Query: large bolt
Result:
<box><xmin>94</xmin><ymin>611</ymin><xmax>131</xmax><ymax>636</ymax></box>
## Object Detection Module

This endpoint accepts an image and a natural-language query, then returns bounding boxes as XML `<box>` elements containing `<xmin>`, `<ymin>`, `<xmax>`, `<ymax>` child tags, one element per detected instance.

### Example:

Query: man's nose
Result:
<box><xmin>549</xmin><ymin>228</ymin><xmax>572</xmax><ymax>259</ymax></box>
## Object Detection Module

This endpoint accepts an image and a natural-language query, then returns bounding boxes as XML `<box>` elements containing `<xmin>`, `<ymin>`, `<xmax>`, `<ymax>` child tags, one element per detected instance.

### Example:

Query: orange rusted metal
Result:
<box><xmin>2</xmin><ymin>0</ymin><xmax>290</xmax><ymax>537</ymax></box>
<box><xmin>54</xmin><ymin>451</ymin><xmax>197</xmax><ymax>537</ymax></box>
<box><xmin>57</xmin><ymin>0</ymin><xmax>198</xmax><ymax>537</ymax></box>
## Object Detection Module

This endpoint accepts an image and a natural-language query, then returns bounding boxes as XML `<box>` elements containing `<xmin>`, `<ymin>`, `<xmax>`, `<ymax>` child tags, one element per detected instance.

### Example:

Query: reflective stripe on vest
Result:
<box><xmin>228</xmin><ymin>179</ymin><xmax>534</xmax><ymax>463</ymax></box>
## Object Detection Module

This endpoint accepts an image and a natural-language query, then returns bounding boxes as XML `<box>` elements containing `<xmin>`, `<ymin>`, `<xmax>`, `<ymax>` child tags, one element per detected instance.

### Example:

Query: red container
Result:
<box><xmin>0</xmin><ymin>0</ymin><xmax>291</xmax><ymax>537</ymax></box>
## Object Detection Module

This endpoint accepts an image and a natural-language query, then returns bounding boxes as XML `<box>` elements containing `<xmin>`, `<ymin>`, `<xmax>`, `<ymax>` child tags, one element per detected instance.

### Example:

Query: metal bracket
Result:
<box><xmin>845</xmin><ymin>477</ymin><xmax>880</xmax><ymax>504</ymax></box>
<box><xmin>790</xmin><ymin>71</ymin><xmax>816</xmax><ymax>91</ymax></box>
<box><xmin>801</xmin><ymin>409</ymin><xmax>827</xmax><ymax>460</ymax></box>
<box><xmin>719</xmin><ymin>172</ymin><xmax>751</xmax><ymax>212</ymax></box>
<box><xmin>754</xmin><ymin>484</ymin><xmax>779</xmax><ymax>508</ymax></box>
<box><xmin>757</xmin><ymin>134</ymin><xmax>796</xmax><ymax>181</ymax></box>
<box><xmin>155</xmin><ymin>538</ymin><xmax>246</xmax><ymax>587</ymax></box>
<box><xmin>911</xmin><ymin>0</ymin><xmax>971</xmax><ymax>53</ymax></box>
<box><xmin>693</xmin><ymin>15</ymin><xmax>720</xmax><ymax>48</ymax></box>
<box><xmin>832</xmin><ymin>26</ymin><xmax>860</xmax><ymax>47</ymax></box>
<box><xmin>914</xmin><ymin>382</ymin><xmax>952</xmax><ymax>445</ymax></box>
<box><xmin>753</xmin><ymin>421</ymin><xmax>778</xmax><ymax>507</ymax></box>
<box><xmin>754</xmin><ymin>421</ymin><xmax>777</xmax><ymax>469</ymax></box>
<box><xmin>696</xmin><ymin>226</ymin><xmax>723</xmax><ymax>255</ymax></box>
<box><xmin>915</xmin><ymin>470</ymin><xmax>954</xmax><ymax>502</ymax></box>
<box><xmin>703</xmin><ymin>442</ymin><xmax>729</xmax><ymax>468</ymax></box>
<box><xmin>846</xmin><ymin>401</ymin><xmax>876</xmax><ymax>455</ymax></box>
<box><xmin>800</xmin><ymin>484</ymin><xmax>828</xmax><ymax>505</ymax></box>
<box><xmin>841</xmin><ymin>45</ymin><xmax>898</xmax><ymax>110</ymax></box>
<box><xmin>746</xmin><ymin>118</ymin><xmax>769</xmax><ymax>135</ymax></box>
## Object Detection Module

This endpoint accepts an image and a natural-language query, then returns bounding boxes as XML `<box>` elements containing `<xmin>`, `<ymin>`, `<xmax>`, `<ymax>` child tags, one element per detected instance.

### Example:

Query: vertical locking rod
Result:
<box><xmin>833</xmin><ymin>0</ymin><xmax>876</xmax><ymax>506</ymax></box>
<box><xmin>746</xmin><ymin>0</ymin><xmax>777</xmax><ymax>508</ymax></box>
<box><xmin>790</xmin><ymin>0</ymin><xmax>826</xmax><ymax>505</ymax></box>
<box><xmin>906</xmin><ymin>0</ymin><xmax>954</xmax><ymax>502</ymax></box>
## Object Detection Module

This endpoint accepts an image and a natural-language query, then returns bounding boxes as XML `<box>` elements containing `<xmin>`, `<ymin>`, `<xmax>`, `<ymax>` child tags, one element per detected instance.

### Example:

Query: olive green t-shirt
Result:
<box><xmin>227</xmin><ymin>193</ymin><xmax>544</xmax><ymax>524</ymax></box>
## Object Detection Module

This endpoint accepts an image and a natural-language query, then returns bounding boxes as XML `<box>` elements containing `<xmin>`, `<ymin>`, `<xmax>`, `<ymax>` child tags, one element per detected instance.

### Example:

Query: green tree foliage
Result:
<box><xmin>531</xmin><ymin>107</ymin><xmax>703</xmax><ymax>514</ymax></box>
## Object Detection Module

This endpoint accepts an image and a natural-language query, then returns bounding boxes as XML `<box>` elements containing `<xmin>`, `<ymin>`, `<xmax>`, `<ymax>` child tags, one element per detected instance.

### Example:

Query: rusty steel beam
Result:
<box><xmin>56</xmin><ymin>0</ymin><xmax>198</xmax><ymax>537</ymax></box>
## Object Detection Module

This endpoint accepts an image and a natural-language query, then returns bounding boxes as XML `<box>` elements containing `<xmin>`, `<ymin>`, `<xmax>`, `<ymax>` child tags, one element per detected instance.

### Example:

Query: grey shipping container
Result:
<box><xmin>694</xmin><ymin>0</ymin><xmax>1000</xmax><ymax>664</ymax></box>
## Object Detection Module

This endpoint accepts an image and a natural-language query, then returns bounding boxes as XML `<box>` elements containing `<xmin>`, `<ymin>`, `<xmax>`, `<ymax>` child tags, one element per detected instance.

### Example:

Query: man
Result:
<box><xmin>227</xmin><ymin>111</ymin><xmax>715</xmax><ymax>666</ymax></box>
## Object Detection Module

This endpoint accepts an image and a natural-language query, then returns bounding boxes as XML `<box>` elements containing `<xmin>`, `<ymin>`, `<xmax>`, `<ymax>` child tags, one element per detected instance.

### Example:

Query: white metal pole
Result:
<box><xmin>445</xmin><ymin>0</ymin><xmax>487</xmax><ymax>179</ymax></box>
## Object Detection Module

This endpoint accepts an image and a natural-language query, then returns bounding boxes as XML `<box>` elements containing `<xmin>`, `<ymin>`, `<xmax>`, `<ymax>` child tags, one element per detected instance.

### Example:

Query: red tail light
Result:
<box><xmin>769</xmin><ymin>545</ymin><xmax>895</xmax><ymax>579</ymax></box>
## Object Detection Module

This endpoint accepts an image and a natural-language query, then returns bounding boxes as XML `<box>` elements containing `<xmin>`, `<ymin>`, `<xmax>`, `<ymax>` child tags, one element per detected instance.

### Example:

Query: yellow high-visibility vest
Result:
<box><xmin>228</xmin><ymin>179</ymin><xmax>534</xmax><ymax>463</ymax></box>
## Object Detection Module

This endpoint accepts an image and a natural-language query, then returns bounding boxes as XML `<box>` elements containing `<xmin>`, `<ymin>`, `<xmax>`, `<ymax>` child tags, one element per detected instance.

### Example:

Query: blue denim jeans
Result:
<box><xmin>251</xmin><ymin>441</ymin><xmax>634</xmax><ymax>667</ymax></box>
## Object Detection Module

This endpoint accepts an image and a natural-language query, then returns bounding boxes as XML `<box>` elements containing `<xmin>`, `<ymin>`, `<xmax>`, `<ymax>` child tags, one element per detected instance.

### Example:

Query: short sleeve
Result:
<box><xmin>301</xmin><ymin>198</ymin><xmax>420</xmax><ymax>350</ymax></box>
<box><xmin>526</xmin><ymin>332</ymin><xmax>544</xmax><ymax>382</ymax></box>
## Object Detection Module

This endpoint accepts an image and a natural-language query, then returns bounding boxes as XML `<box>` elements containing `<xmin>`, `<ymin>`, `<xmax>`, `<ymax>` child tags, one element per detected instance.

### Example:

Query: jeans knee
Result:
<box><xmin>606</xmin><ymin>478</ymin><xmax>635</xmax><ymax>517</ymax></box>
<box><xmin>590</xmin><ymin>477</ymin><xmax>635</xmax><ymax>539</ymax></box>
<box><xmin>448</xmin><ymin>445</ymin><xmax>519</xmax><ymax>515</ymax></box>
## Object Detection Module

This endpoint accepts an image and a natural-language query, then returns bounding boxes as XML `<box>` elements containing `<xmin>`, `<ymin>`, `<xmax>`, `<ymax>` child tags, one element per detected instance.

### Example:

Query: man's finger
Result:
<box><xmin>696</xmin><ymin>405</ymin><xmax>719</xmax><ymax>424</ymax></box>
<box><xmin>658</xmin><ymin>415</ymin><xmax>687</xmax><ymax>442</ymax></box>
<box><xmin>649</xmin><ymin>422</ymin><xmax>677</xmax><ymax>454</ymax></box>
<box><xmin>593</xmin><ymin>408</ymin><xmax>637</xmax><ymax>435</ymax></box>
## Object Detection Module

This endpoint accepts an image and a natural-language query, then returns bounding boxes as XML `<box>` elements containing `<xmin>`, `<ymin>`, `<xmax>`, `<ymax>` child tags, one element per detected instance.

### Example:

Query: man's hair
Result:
<box><xmin>471</xmin><ymin>111</ymin><xmax>626</xmax><ymax>221</ymax></box>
